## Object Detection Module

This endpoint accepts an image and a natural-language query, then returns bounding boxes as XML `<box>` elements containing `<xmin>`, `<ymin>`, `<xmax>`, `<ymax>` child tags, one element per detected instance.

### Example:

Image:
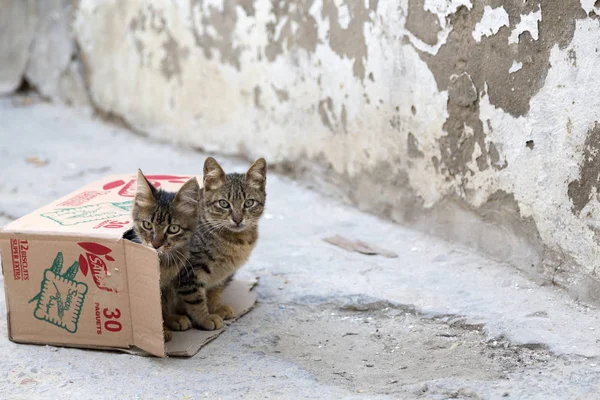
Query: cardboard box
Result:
<box><xmin>0</xmin><ymin>174</ymin><xmax>257</xmax><ymax>357</ymax></box>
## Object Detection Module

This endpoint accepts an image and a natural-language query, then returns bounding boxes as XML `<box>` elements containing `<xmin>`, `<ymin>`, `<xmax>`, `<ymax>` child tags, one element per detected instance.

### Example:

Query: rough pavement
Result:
<box><xmin>1</xmin><ymin>96</ymin><xmax>600</xmax><ymax>399</ymax></box>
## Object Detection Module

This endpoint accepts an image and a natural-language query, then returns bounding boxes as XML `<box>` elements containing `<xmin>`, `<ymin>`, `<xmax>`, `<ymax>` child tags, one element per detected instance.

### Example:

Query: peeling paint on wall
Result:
<box><xmin>568</xmin><ymin>122</ymin><xmax>600</xmax><ymax>215</ymax></box>
<box><xmin>322</xmin><ymin>0</ymin><xmax>378</xmax><ymax>80</ymax></box>
<box><xmin>190</xmin><ymin>0</ymin><xmax>251</xmax><ymax>70</ymax></box>
<box><xmin>129</xmin><ymin>4</ymin><xmax>189</xmax><ymax>81</ymax></box>
<box><xmin>264</xmin><ymin>0</ymin><xmax>319</xmax><ymax>62</ymax></box>
<box><xmin>71</xmin><ymin>0</ymin><xmax>600</xmax><ymax>304</ymax></box>
<box><xmin>508</xmin><ymin>9</ymin><xmax>541</xmax><ymax>45</ymax></box>
<box><xmin>406</xmin><ymin>0</ymin><xmax>440</xmax><ymax>46</ymax></box>
<box><xmin>508</xmin><ymin>61</ymin><xmax>523</xmax><ymax>74</ymax></box>
<box><xmin>472</xmin><ymin>6</ymin><xmax>509</xmax><ymax>43</ymax></box>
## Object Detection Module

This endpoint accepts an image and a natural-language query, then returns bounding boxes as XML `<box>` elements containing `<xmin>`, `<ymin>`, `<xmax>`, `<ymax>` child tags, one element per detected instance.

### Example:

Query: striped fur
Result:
<box><xmin>176</xmin><ymin>157</ymin><xmax>267</xmax><ymax>330</ymax></box>
<box><xmin>131</xmin><ymin>170</ymin><xmax>200</xmax><ymax>341</ymax></box>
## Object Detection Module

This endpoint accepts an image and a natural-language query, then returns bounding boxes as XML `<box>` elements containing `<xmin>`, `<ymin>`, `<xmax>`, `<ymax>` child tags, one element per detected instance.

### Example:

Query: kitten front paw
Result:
<box><xmin>164</xmin><ymin>327</ymin><xmax>173</xmax><ymax>342</ymax></box>
<box><xmin>215</xmin><ymin>304</ymin><xmax>234</xmax><ymax>320</ymax></box>
<box><xmin>165</xmin><ymin>315</ymin><xmax>192</xmax><ymax>331</ymax></box>
<box><xmin>195</xmin><ymin>314</ymin><xmax>223</xmax><ymax>330</ymax></box>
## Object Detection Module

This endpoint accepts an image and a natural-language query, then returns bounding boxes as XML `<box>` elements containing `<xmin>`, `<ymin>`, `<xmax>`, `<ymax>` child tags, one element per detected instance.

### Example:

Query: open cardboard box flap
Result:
<box><xmin>0</xmin><ymin>174</ymin><xmax>257</xmax><ymax>357</ymax></box>
<box><xmin>126</xmin><ymin>279</ymin><xmax>257</xmax><ymax>357</ymax></box>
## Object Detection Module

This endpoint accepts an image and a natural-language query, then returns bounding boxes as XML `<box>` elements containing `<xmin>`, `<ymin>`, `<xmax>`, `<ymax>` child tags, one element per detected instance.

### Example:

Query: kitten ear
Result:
<box><xmin>203</xmin><ymin>157</ymin><xmax>226</xmax><ymax>191</ymax></box>
<box><xmin>245</xmin><ymin>158</ymin><xmax>267</xmax><ymax>190</ymax></box>
<box><xmin>135</xmin><ymin>169</ymin><xmax>157</xmax><ymax>208</ymax></box>
<box><xmin>174</xmin><ymin>177</ymin><xmax>200</xmax><ymax>216</ymax></box>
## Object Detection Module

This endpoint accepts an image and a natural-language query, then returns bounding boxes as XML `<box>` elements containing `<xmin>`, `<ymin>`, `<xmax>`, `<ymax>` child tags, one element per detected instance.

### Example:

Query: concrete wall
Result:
<box><xmin>4</xmin><ymin>0</ymin><xmax>600</xmax><ymax>303</ymax></box>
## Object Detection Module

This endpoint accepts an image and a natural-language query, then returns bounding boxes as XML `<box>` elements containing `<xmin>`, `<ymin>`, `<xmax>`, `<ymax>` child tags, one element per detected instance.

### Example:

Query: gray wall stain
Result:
<box><xmin>488</xmin><ymin>142</ymin><xmax>507</xmax><ymax>170</ymax></box>
<box><xmin>439</xmin><ymin>72</ymin><xmax>497</xmax><ymax>178</ymax></box>
<box><xmin>567</xmin><ymin>48</ymin><xmax>577</xmax><ymax>67</ymax></box>
<box><xmin>253</xmin><ymin>85</ymin><xmax>263</xmax><ymax>109</ymax></box>
<box><xmin>568</xmin><ymin>122</ymin><xmax>600</xmax><ymax>215</ymax></box>
<box><xmin>190</xmin><ymin>0</ymin><xmax>246</xmax><ymax>70</ymax></box>
<box><xmin>238</xmin><ymin>0</ymin><xmax>255</xmax><ymax>16</ymax></box>
<box><xmin>406</xmin><ymin>1</ymin><xmax>585</xmax><ymax>180</ymax></box>
<box><xmin>405</xmin><ymin>0</ymin><xmax>440</xmax><ymax>46</ymax></box>
<box><xmin>340</xmin><ymin>104</ymin><xmax>347</xmax><ymax>133</ymax></box>
<box><xmin>134</xmin><ymin>38</ymin><xmax>146</xmax><ymax>65</ymax></box>
<box><xmin>129</xmin><ymin>4</ymin><xmax>167</xmax><ymax>34</ymax></box>
<box><xmin>417</xmin><ymin>1</ymin><xmax>585</xmax><ymax>118</ymax></box>
<box><xmin>161</xmin><ymin>34</ymin><xmax>188</xmax><ymax>82</ymax></box>
<box><xmin>265</xmin><ymin>0</ymin><xmax>319</xmax><ymax>62</ymax></box>
<box><xmin>407</xmin><ymin>132</ymin><xmax>424</xmax><ymax>159</ymax></box>
<box><xmin>129</xmin><ymin>4</ymin><xmax>187</xmax><ymax>81</ymax></box>
<box><xmin>318</xmin><ymin>97</ymin><xmax>335</xmax><ymax>132</ymax></box>
<box><xmin>322</xmin><ymin>0</ymin><xmax>378</xmax><ymax>80</ymax></box>
<box><xmin>271</xmin><ymin>85</ymin><xmax>290</xmax><ymax>102</ymax></box>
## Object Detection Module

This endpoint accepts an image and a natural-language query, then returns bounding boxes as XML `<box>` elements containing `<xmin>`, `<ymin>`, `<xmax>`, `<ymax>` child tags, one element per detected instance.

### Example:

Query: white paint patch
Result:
<box><xmin>205</xmin><ymin>25</ymin><xmax>218</xmax><ymax>38</ymax></box>
<box><xmin>508</xmin><ymin>9</ymin><xmax>542</xmax><ymax>45</ymax></box>
<box><xmin>472</xmin><ymin>6</ymin><xmax>510</xmax><ymax>43</ymax></box>
<box><xmin>424</xmin><ymin>0</ymin><xmax>472</xmax><ymax>16</ymax></box>
<box><xmin>403</xmin><ymin>29</ymin><xmax>449</xmax><ymax>56</ymax></box>
<box><xmin>580</xmin><ymin>0</ymin><xmax>596</xmax><ymax>14</ymax></box>
<box><xmin>403</xmin><ymin>0</ymin><xmax>469</xmax><ymax>56</ymax></box>
<box><xmin>273</xmin><ymin>15</ymin><xmax>289</xmax><ymax>41</ymax></box>
<box><xmin>336</xmin><ymin>1</ymin><xmax>351</xmax><ymax>30</ymax></box>
<box><xmin>509</xmin><ymin>60</ymin><xmax>523</xmax><ymax>74</ymax></box>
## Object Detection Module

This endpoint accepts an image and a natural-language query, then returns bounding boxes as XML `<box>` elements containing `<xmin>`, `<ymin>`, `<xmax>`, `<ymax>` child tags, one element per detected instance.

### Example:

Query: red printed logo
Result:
<box><xmin>77</xmin><ymin>242</ymin><xmax>118</xmax><ymax>293</ymax></box>
<box><xmin>102</xmin><ymin>175</ymin><xmax>190</xmax><ymax>197</ymax></box>
<box><xmin>10</xmin><ymin>239</ymin><xmax>29</xmax><ymax>281</ymax></box>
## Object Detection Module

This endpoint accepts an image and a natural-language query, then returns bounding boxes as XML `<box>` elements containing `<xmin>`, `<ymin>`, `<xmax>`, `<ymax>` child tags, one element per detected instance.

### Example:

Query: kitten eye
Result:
<box><xmin>244</xmin><ymin>199</ymin><xmax>255</xmax><ymax>208</ymax></box>
<box><xmin>142</xmin><ymin>221</ymin><xmax>152</xmax><ymax>230</ymax></box>
<box><xmin>218</xmin><ymin>200</ymin><xmax>230</xmax><ymax>208</ymax></box>
<box><xmin>167</xmin><ymin>224</ymin><xmax>181</xmax><ymax>234</ymax></box>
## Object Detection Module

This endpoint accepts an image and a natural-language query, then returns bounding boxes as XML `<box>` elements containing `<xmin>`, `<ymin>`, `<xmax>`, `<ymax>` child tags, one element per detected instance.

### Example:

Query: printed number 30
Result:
<box><xmin>104</xmin><ymin>220</ymin><xmax>129</xmax><ymax>229</ymax></box>
<box><xmin>103</xmin><ymin>307</ymin><xmax>122</xmax><ymax>332</ymax></box>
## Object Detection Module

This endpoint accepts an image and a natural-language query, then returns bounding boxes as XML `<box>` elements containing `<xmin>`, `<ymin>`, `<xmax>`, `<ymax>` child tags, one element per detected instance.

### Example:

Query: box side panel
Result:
<box><xmin>124</xmin><ymin>240</ymin><xmax>165</xmax><ymax>357</ymax></box>
<box><xmin>0</xmin><ymin>233</ymin><xmax>133</xmax><ymax>349</ymax></box>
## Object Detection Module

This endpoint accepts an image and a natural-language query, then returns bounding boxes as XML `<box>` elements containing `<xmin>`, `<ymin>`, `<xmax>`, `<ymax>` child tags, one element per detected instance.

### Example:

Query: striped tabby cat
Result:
<box><xmin>174</xmin><ymin>157</ymin><xmax>267</xmax><ymax>331</ymax></box>
<box><xmin>131</xmin><ymin>170</ymin><xmax>201</xmax><ymax>341</ymax></box>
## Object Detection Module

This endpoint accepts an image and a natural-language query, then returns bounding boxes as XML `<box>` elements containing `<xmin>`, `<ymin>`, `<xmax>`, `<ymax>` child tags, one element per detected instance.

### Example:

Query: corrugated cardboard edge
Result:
<box><xmin>8</xmin><ymin>339</ymin><xmax>136</xmax><ymax>353</ymax></box>
<box><xmin>0</xmin><ymin>242</ymin><xmax>12</xmax><ymax>343</ymax></box>
<box><xmin>0</xmin><ymin>230</ymin><xmax>31</xmax><ymax>348</ymax></box>
<box><xmin>123</xmin><ymin>279</ymin><xmax>258</xmax><ymax>357</ymax></box>
<box><xmin>123</xmin><ymin>239</ymin><xmax>165</xmax><ymax>357</ymax></box>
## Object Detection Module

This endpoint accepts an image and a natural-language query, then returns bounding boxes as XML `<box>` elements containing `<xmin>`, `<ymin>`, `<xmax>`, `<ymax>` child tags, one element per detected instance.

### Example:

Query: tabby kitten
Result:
<box><xmin>173</xmin><ymin>157</ymin><xmax>267</xmax><ymax>331</ymax></box>
<box><xmin>132</xmin><ymin>170</ymin><xmax>200</xmax><ymax>341</ymax></box>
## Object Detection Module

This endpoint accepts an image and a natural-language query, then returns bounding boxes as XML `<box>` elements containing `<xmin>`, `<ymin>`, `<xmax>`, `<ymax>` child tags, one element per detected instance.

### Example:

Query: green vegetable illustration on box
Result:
<box><xmin>29</xmin><ymin>252</ymin><xmax>88</xmax><ymax>333</ymax></box>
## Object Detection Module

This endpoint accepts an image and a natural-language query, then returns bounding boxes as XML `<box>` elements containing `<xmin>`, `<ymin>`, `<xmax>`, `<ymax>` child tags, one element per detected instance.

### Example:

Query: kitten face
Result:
<box><xmin>132</xmin><ymin>170</ymin><xmax>200</xmax><ymax>257</ymax></box>
<box><xmin>202</xmin><ymin>157</ymin><xmax>267</xmax><ymax>233</ymax></box>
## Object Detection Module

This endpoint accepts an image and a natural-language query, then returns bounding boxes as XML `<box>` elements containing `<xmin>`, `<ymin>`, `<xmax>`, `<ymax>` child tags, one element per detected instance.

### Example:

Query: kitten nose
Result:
<box><xmin>151</xmin><ymin>239</ymin><xmax>162</xmax><ymax>249</ymax></box>
<box><xmin>232</xmin><ymin>214</ymin><xmax>243</xmax><ymax>225</ymax></box>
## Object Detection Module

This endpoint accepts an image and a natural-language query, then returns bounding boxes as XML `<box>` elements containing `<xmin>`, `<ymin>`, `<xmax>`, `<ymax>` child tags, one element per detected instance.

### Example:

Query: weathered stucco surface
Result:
<box><xmin>0</xmin><ymin>0</ymin><xmax>89</xmax><ymax>105</ymax></box>
<box><xmin>0</xmin><ymin>0</ymin><xmax>38</xmax><ymax>94</ymax></box>
<box><xmin>6</xmin><ymin>0</ymin><xmax>600</xmax><ymax>303</ymax></box>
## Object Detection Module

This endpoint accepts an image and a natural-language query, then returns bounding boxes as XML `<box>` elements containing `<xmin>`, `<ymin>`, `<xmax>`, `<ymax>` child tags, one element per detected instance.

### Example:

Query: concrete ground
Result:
<box><xmin>1</xmin><ymin>95</ymin><xmax>600</xmax><ymax>399</ymax></box>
